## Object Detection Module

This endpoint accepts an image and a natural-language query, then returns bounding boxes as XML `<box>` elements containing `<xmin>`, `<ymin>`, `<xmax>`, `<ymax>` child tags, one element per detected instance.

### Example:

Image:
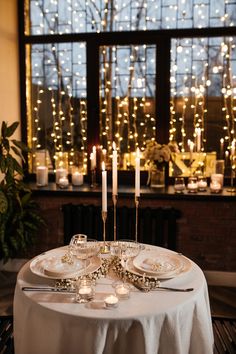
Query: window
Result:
<box><xmin>19</xmin><ymin>1</ymin><xmax>236</xmax><ymax>180</ymax></box>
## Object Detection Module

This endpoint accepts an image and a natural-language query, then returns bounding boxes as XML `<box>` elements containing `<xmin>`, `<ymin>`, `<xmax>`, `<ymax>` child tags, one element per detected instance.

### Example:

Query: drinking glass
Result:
<box><xmin>69</xmin><ymin>234</ymin><xmax>88</xmax><ymax>274</ymax></box>
<box><xmin>118</xmin><ymin>239</ymin><xmax>141</xmax><ymax>283</ymax></box>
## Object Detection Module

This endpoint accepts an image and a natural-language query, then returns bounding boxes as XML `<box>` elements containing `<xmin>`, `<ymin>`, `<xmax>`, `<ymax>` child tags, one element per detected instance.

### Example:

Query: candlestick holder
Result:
<box><xmin>112</xmin><ymin>194</ymin><xmax>118</xmax><ymax>242</ymax></box>
<box><xmin>100</xmin><ymin>211</ymin><xmax>110</xmax><ymax>254</ymax></box>
<box><xmin>227</xmin><ymin>159</ymin><xmax>236</xmax><ymax>193</ymax></box>
<box><xmin>135</xmin><ymin>196</ymin><xmax>140</xmax><ymax>243</ymax></box>
<box><xmin>91</xmin><ymin>169</ymin><xmax>97</xmax><ymax>188</ymax></box>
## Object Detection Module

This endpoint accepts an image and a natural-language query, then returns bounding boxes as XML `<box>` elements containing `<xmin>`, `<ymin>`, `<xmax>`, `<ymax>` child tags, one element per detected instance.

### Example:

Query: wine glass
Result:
<box><xmin>118</xmin><ymin>239</ymin><xmax>141</xmax><ymax>284</ymax></box>
<box><xmin>69</xmin><ymin>234</ymin><xmax>88</xmax><ymax>275</ymax></box>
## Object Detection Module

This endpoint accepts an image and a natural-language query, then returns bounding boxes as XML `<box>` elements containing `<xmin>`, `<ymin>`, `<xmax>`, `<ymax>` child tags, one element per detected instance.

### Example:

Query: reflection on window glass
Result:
<box><xmin>26</xmin><ymin>0</ymin><xmax>236</xmax><ymax>35</ymax></box>
<box><xmin>99</xmin><ymin>45</ymin><xmax>156</xmax><ymax>170</ymax></box>
<box><xmin>27</xmin><ymin>43</ymin><xmax>87</xmax><ymax>173</ymax></box>
<box><xmin>170</xmin><ymin>36</ymin><xmax>236</xmax><ymax>177</ymax></box>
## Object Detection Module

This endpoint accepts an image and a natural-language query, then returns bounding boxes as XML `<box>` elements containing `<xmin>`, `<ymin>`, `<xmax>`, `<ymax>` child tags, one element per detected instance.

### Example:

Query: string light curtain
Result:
<box><xmin>23</xmin><ymin>0</ymin><xmax>236</xmax><ymax>176</ymax></box>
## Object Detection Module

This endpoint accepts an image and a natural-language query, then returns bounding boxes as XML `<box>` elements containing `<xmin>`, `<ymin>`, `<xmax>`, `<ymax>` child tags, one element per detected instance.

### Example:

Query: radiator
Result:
<box><xmin>62</xmin><ymin>204</ymin><xmax>181</xmax><ymax>251</ymax></box>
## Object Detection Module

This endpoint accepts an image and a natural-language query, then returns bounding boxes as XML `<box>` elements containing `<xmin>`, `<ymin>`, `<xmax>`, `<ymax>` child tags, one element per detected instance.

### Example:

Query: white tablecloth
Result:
<box><xmin>14</xmin><ymin>246</ymin><xmax>214</xmax><ymax>354</ymax></box>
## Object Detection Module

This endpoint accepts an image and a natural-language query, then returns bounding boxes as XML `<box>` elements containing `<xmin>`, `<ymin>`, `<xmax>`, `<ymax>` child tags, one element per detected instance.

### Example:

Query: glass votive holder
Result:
<box><xmin>58</xmin><ymin>176</ymin><xmax>69</xmax><ymax>189</ymax></box>
<box><xmin>75</xmin><ymin>279</ymin><xmax>95</xmax><ymax>303</ymax></box>
<box><xmin>55</xmin><ymin>167</ymin><xmax>67</xmax><ymax>184</ymax></box>
<box><xmin>197</xmin><ymin>176</ymin><xmax>207</xmax><ymax>192</ymax></box>
<box><xmin>187</xmin><ymin>176</ymin><xmax>198</xmax><ymax>193</ymax></box>
<box><xmin>115</xmin><ymin>283</ymin><xmax>130</xmax><ymax>300</ymax></box>
<box><xmin>211</xmin><ymin>173</ymin><xmax>224</xmax><ymax>189</ymax></box>
<box><xmin>104</xmin><ymin>294</ymin><xmax>119</xmax><ymax>308</ymax></box>
<box><xmin>72</xmin><ymin>170</ymin><xmax>83</xmax><ymax>186</ymax></box>
<box><xmin>174</xmin><ymin>177</ymin><xmax>185</xmax><ymax>194</ymax></box>
<box><xmin>210</xmin><ymin>180</ymin><xmax>222</xmax><ymax>194</ymax></box>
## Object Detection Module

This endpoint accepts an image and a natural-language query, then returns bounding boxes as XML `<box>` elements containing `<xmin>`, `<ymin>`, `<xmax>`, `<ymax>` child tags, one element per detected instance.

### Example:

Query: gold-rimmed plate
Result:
<box><xmin>125</xmin><ymin>252</ymin><xmax>192</xmax><ymax>279</ymax></box>
<box><xmin>30</xmin><ymin>247</ymin><xmax>101</xmax><ymax>279</ymax></box>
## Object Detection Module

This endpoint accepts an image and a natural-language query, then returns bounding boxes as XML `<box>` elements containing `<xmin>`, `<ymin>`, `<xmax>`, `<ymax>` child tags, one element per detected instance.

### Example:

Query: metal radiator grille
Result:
<box><xmin>62</xmin><ymin>204</ymin><xmax>181</xmax><ymax>251</ymax></box>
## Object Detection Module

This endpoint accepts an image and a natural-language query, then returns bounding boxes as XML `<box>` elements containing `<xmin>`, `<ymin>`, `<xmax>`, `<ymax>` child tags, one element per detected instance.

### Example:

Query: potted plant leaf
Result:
<box><xmin>0</xmin><ymin>121</ymin><xmax>45</xmax><ymax>262</ymax></box>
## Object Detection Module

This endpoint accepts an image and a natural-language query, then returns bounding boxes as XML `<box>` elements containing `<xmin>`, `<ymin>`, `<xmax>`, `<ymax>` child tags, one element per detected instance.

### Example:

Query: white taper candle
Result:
<box><xmin>135</xmin><ymin>148</ymin><xmax>140</xmax><ymax>197</ymax></box>
<box><xmin>102</xmin><ymin>162</ymin><xmax>107</xmax><ymax>212</ymax></box>
<box><xmin>112</xmin><ymin>142</ymin><xmax>118</xmax><ymax>196</ymax></box>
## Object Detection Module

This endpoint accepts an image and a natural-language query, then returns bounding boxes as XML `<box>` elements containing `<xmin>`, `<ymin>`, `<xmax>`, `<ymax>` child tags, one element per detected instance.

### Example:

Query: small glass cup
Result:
<box><xmin>197</xmin><ymin>176</ymin><xmax>207</xmax><ymax>192</ymax></box>
<box><xmin>58</xmin><ymin>176</ymin><xmax>69</xmax><ymax>189</ymax></box>
<box><xmin>75</xmin><ymin>278</ymin><xmax>95</xmax><ymax>303</ymax></box>
<box><xmin>210</xmin><ymin>180</ymin><xmax>222</xmax><ymax>194</ymax></box>
<box><xmin>174</xmin><ymin>177</ymin><xmax>185</xmax><ymax>193</ymax></box>
<box><xmin>115</xmin><ymin>283</ymin><xmax>130</xmax><ymax>300</ymax></box>
<box><xmin>187</xmin><ymin>176</ymin><xmax>198</xmax><ymax>193</ymax></box>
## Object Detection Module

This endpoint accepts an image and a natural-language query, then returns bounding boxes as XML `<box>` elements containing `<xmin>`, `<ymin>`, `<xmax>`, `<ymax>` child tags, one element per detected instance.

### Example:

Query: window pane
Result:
<box><xmin>99</xmin><ymin>44</ymin><xmax>156</xmax><ymax>170</ymax></box>
<box><xmin>26</xmin><ymin>0</ymin><xmax>236</xmax><ymax>35</ymax></box>
<box><xmin>26</xmin><ymin>42</ymin><xmax>87</xmax><ymax>173</ymax></box>
<box><xmin>170</xmin><ymin>36</ymin><xmax>236</xmax><ymax>177</ymax></box>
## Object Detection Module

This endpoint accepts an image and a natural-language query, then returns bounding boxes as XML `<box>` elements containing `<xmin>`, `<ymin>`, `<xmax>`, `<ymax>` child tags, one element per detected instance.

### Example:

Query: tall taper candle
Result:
<box><xmin>90</xmin><ymin>152</ymin><xmax>95</xmax><ymax>170</ymax></box>
<box><xmin>220</xmin><ymin>138</ymin><xmax>224</xmax><ymax>160</ymax></box>
<box><xmin>112</xmin><ymin>142</ymin><xmax>118</xmax><ymax>196</ymax></box>
<box><xmin>195</xmin><ymin>128</ymin><xmax>201</xmax><ymax>152</ymax></box>
<box><xmin>135</xmin><ymin>148</ymin><xmax>140</xmax><ymax>197</ymax></box>
<box><xmin>102</xmin><ymin>162</ymin><xmax>107</xmax><ymax>212</ymax></box>
<box><xmin>92</xmin><ymin>146</ymin><xmax>97</xmax><ymax>168</ymax></box>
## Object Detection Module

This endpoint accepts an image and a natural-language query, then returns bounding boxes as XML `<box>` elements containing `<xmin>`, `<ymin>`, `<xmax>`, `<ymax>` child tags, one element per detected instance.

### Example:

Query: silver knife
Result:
<box><xmin>22</xmin><ymin>286</ymin><xmax>75</xmax><ymax>293</ymax></box>
<box><xmin>133</xmin><ymin>283</ymin><xmax>194</xmax><ymax>292</ymax></box>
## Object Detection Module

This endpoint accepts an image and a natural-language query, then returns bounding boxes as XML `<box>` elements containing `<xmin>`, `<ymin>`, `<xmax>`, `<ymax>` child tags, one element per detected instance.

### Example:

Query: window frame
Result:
<box><xmin>18</xmin><ymin>1</ymin><xmax>236</xmax><ymax>184</ymax></box>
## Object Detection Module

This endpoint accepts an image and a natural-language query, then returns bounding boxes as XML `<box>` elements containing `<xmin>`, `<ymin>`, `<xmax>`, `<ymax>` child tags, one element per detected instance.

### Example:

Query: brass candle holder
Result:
<box><xmin>91</xmin><ymin>169</ymin><xmax>97</xmax><ymax>188</ymax></box>
<box><xmin>112</xmin><ymin>194</ymin><xmax>118</xmax><ymax>241</ymax></box>
<box><xmin>227</xmin><ymin>159</ymin><xmax>236</xmax><ymax>193</ymax></box>
<box><xmin>135</xmin><ymin>196</ymin><xmax>140</xmax><ymax>243</ymax></box>
<box><xmin>100</xmin><ymin>211</ymin><xmax>110</xmax><ymax>254</ymax></box>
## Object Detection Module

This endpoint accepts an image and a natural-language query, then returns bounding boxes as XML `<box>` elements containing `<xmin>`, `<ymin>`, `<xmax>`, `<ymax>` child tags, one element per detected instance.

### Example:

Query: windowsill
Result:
<box><xmin>28</xmin><ymin>182</ymin><xmax>236</xmax><ymax>200</ymax></box>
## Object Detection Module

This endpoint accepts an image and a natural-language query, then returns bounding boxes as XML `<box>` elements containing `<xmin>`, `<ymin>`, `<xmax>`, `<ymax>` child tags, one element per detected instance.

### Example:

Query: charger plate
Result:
<box><xmin>30</xmin><ymin>247</ymin><xmax>101</xmax><ymax>279</ymax></box>
<box><xmin>126</xmin><ymin>252</ymin><xmax>192</xmax><ymax>279</ymax></box>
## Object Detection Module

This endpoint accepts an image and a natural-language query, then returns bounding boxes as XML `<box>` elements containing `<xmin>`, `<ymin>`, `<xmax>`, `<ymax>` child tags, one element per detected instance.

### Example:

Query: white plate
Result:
<box><xmin>30</xmin><ymin>247</ymin><xmax>102</xmax><ymax>279</ymax></box>
<box><xmin>126</xmin><ymin>252</ymin><xmax>192</xmax><ymax>279</ymax></box>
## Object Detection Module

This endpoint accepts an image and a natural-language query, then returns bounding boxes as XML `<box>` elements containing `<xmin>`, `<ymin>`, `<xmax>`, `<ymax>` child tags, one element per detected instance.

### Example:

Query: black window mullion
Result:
<box><xmin>156</xmin><ymin>35</ymin><xmax>171</xmax><ymax>144</ymax></box>
<box><xmin>86</xmin><ymin>39</ymin><xmax>100</xmax><ymax>172</ymax></box>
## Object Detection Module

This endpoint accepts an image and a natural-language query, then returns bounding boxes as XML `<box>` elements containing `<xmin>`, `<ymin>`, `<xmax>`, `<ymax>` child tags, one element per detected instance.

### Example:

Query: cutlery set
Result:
<box><xmin>22</xmin><ymin>285</ymin><xmax>194</xmax><ymax>293</ymax></box>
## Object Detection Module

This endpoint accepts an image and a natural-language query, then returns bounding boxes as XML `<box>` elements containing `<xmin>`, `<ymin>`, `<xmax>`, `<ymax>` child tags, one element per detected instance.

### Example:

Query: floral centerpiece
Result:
<box><xmin>143</xmin><ymin>140</ymin><xmax>178</xmax><ymax>187</ymax></box>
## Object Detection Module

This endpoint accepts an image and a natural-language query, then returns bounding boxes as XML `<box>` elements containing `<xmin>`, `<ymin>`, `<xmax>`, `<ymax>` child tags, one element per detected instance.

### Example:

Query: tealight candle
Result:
<box><xmin>76</xmin><ymin>279</ymin><xmax>94</xmax><ymax>303</ymax></box>
<box><xmin>115</xmin><ymin>283</ymin><xmax>130</xmax><ymax>300</ymax></box>
<box><xmin>56</xmin><ymin>167</ymin><xmax>67</xmax><ymax>184</ymax></box>
<box><xmin>58</xmin><ymin>176</ymin><xmax>69</xmax><ymax>189</ymax></box>
<box><xmin>72</xmin><ymin>171</ymin><xmax>83</xmax><ymax>186</ymax></box>
<box><xmin>197</xmin><ymin>177</ymin><xmax>207</xmax><ymax>192</ymax></box>
<box><xmin>187</xmin><ymin>177</ymin><xmax>198</xmax><ymax>193</ymax></box>
<box><xmin>36</xmin><ymin>166</ymin><xmax>48</xmax><ymax>187</ymax></box>
<box><xmin>210</xmin><ymin>181</ymin><xmax>221</xmax><ymax>194</ymax></box>
<box><xmin>104</xmin><ymin>294</ymin><xmax>119</xmax><ymax>308</ymax></box>
<box><xmin>211</xmin><ymin>173</ymin><xmax>223</xmax><ymax>188</ymax></box>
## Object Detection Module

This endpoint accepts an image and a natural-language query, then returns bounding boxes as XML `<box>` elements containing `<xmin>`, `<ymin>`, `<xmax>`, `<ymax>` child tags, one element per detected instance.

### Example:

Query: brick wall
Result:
<box><xmin>29</xmin><ymin>189</ymin><xmax>236</xmax><ymax>272</ymax></box>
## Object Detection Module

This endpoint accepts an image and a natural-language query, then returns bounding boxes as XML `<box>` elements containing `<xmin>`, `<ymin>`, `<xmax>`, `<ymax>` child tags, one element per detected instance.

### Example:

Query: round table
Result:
<box><xmin>13</xmin><ymin>245</ymin><xmax>214</xmax><ymax>354</ymax></box>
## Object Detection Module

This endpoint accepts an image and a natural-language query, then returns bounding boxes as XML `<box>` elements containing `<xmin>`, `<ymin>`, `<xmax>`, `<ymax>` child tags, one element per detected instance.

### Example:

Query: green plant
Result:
<box><xmin>0</xmin><ymin>121</ymin><xmax>45</xmax><ymax>262</ymax></box>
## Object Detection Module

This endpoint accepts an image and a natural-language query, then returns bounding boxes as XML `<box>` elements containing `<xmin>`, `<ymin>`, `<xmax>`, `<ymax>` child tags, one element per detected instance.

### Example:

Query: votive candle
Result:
<box><xmin>72</xmin><ymin>171</ymin><xmax>83</xmax><ymax>186</ymax></box>
<box><xmin>56</xmin><ymin>167</ymin><xmax>67</xmax><ymax>184</ymax></box>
